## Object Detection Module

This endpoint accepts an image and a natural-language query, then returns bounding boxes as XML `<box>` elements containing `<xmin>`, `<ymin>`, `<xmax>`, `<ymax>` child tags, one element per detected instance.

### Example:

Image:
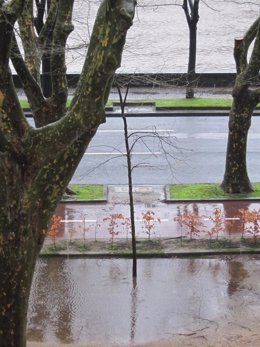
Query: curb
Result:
<box><xmin>39</xmin><ymin>248</ymin><xmax>260</xmax><ymax>258</ymax></box>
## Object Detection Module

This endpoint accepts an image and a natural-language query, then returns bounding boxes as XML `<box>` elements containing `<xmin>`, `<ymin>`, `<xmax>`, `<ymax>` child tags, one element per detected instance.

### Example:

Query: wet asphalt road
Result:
<box><xmin>71</xmin><ymin>114</ymin><xmax>260</xmax><ymax>185</ymax></box>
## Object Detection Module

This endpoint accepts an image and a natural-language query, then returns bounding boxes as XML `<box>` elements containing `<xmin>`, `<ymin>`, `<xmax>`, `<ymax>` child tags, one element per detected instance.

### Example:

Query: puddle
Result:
<box><xmin>27</xmin><ymin>256</ymin><xmax>260</xmax><ymax>345</ymax></box>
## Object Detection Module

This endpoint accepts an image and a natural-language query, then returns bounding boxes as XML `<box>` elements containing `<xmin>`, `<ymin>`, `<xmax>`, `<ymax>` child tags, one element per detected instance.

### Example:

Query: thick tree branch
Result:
<box><xmin>244</xmin><ymin>17</ymin><xmax>260</xmax><ymax>50</ymax></box>
<box><xmin>192</xmin><ymin>0</ymin><xmax>199</xmax><ymax>23</ymax></box>
<box><xmin>251</xmin><ymin>88</ymin><xmax>260</xmax><ymax>104</ymax></box>
<box><xmin>50</xmin><ymin>0</ymin><xmax>74</xmax><ymax>114</ymax></box>
<box><xmin>182</xmin><ymin>0</ymin><xmax>191</xmax><ymax>26</ymax></box>
<box><xmin>233</xmin><ymin>16</ymin><xmax>260</xmax><ymax>97</ymax></box>
<box><xmin>37</xmin><ymin>0</ymin><xmax>57</xmax><ymax>45</ymax></box>
<box><xmin>70</xmin><ymin>0</ymin><xmax>135</xmax><ymax>121</ymax></box>
<box><xmin>246</xmin><ymin>18</ymin><xmax>260</xmax><ymax>79</ymax></box>
<box><xmin>3</xmin><ymin>0</ymin><xmax>25</xmax><ymax>15</ymax></box>
<box><xmin>0</xmin><ymin>1</ymin><xmax>23</xmax><ymax>67</ymax></box>
<box><xmin>18</xmin><ymin>0</ymin><xmax>41</xmax><ymax>82</ymax></box>
<box><xmin>11</xmin><ymin>35</ymin><xmax>46</xmax><ymax>117</ymax></box>
<box><xmin>234</xmin><ymin>17</ymin><xmax>260</xmax><ymax>74</ymax></box>
<box><xmin>34</xmin><ymin>0</ymin><xmax>46</xmax><ymax>34</ymax></box>
<box><xmin>25</xmin><ymin>0</ymin><xmax>136</xmax><ymax>162</ymax></box>
<box><xmin>0</xmin><ymin>68</ymin><xmax>30</xmax><ymax>143</ymax></box>
<box><xmin>0</xmin><ymin>1</ymin><xmax>30</xmax><ymax>144</ymax></box>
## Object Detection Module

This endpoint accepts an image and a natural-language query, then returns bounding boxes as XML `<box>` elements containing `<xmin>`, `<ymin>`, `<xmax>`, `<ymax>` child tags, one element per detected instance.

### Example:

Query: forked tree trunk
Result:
<box><xmin>221</xmin><ymin>17</ymin><xmax>260</xmax><ymax>194</ymax></box>
<box><xmin>0</xmin><ymin>0</ymin><xmax>136</xmax><ymax>346</ymax></box>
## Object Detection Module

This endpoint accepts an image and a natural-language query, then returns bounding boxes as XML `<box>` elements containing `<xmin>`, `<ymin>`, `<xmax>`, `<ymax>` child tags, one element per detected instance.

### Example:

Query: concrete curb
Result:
<box><xmin>39</xmin><ymin>248</ymin><xmax>260</xmax><ymax>258</ymax></box>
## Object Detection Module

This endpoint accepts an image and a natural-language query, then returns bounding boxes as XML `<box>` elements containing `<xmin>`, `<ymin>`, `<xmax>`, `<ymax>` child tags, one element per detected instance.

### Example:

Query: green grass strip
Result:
<box><xmin>20</xmin><ymin>100</ymin><xmax>30</xmax><ymax>108</ymax></box>
<box><xmin>68</xmin><ymin>184</ymin><xmax>105</xmax><ymax>200</ymax></box>
<box><xmin>169</xmin><ymin>182</ymin><xmax>260</xmax><ymax>199</ymax></box>
<box><xmin>155</xmin><ymin>98</ymin><xmax>233</xmax><ymax>108</ymax></box>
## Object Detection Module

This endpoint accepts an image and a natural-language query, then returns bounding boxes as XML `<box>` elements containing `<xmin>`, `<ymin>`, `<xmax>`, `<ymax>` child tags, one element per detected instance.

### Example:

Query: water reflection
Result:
<box><xmin>28</xmin><ymin>256</ymin><xmax>260</xmax><ymax>345</ymax></box>
<box><xmin>28</xmin><ymin>258</ymin><xmax>74</xmax><ymax>343</ymax></box>
<box><xmin>53</xmin><ymin>201</ymin><xmax>260</xmax><ymax>241</ymax></box>
<box><xmin>227</xmin><ymin>261</ymin><xmax>248</xmax><ymax>296</ymax></box>
<box><xmin>130</xmin><ymin>277</ymin><xmax>138</xmax><ymax>343</ymax></box>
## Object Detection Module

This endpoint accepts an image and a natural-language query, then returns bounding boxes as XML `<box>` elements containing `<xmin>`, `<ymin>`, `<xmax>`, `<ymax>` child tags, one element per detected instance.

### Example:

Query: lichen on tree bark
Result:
<box><xmin>0</xmin><ymin>0</ymin><xmax>136</xmax><ymax>346</ymax></box>
<box><xmin>221</xmin><ymin>16</ymin><xmax>260</xmax><ymax>194</ymax></box>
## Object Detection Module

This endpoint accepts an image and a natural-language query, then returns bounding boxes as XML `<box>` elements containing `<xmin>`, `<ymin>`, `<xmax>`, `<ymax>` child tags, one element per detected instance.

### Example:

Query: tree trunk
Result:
<box><xmin>186</xmin><ymin>22</ymin><xmax>197</xmax><ymax>99</ymax></box>
<box><xmin>118</xmin><ymin>85</ymin><xmax>137</xmax><ymax>278</ymax></box>
<box><xmin>0</xmin><ymin>225</ymin><xmax>39</xmax><ymax>347</ymax></box>
<box><xmin>0</xmin><ymin>0</ymin><xmax>136</xmax><ymax>345</ymax></box>
<box><xmin>123</xmin><ymin>116</ymin><xmax>137</xmax><ymax>278</ymax></box>
<box><xmin>221</xmin><ymin>94</ymin><xmax>255</xmax><ymax>193</ymax></box>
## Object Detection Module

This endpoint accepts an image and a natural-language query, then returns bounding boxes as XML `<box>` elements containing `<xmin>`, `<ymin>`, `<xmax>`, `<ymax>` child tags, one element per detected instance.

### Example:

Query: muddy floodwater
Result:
<box><xmin>66</xmin><ymin>0</ymin><xmax>260</xmax><ymax>73</ymax></box>
<box><xmin>27</xmin><ymin>256</ymin><xmax>260</xmax><ymax>346</ymax></box>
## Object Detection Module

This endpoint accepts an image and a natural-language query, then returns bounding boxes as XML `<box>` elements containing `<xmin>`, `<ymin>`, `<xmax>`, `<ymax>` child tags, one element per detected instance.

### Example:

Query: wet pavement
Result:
<box><xmin>27</xmin><ymin>187</ymin><xmax>260</xmax><ymax>346</ymax></box>
<box><xmin>53</xmin><ymin>185</ymin><xmax>260</xmax><ymax>242</ymax></box>
<box><xmin>27</xmin><ymin>255</ymin><xmax>260</xmax><ymax>346</ymax></box>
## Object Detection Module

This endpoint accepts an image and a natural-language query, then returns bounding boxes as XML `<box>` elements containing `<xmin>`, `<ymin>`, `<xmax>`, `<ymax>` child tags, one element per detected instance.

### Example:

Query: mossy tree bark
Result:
<box><xmin>221</xmin><ymin>16</ymin><xmax>260</xmax><ymax>193</ymax></box>
<box><xmin>182</xmin><ymin>0</ymin><xmax>199</xmax><ymax>99</ymax></box>
<box><xmin>0</xmin><ymin>0</ymin><xmax>135</xmax><ymax>346</ymax></box>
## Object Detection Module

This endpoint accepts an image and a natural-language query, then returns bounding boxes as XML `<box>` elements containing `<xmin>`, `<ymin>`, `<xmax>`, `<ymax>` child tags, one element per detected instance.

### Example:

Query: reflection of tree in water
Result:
<box><xmin>176</xmin><ymin>203</ymin><xmax>200</xmax><ymax>237</ymax></box>
<box><xmin>28</xmin><ymin>258</ymin><xmax>74</xmax><ymax>343</ymax></box>
<box><xmin>27</xmin><ymin>259</ymin><xmax>48</xmax><ymax>341</ymax></box>
<box><xmin>223</xmin><ymin>201</ymin><xmax>251</xmax><ymax>238</ymax></box>
<box><xmin>130</xmin><ymin>277</ymin><xmax>138</xmax><ymax>343</ymax></box>
<box><xmin>227</xmin><ymin>261</ymin><xmax>248</xmax><ymax>296</ymax></box>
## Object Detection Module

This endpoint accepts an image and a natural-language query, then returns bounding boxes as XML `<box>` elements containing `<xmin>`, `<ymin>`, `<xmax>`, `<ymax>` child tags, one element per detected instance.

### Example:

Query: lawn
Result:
<box><xmin>21</xmin><ymin>97</ymin><xmax>235</xmax><ymax>109</ymax></box>
<box><xmin>68</xmin><ymin>184</ymin><xmax>105</xmax><ymax>200</ymax></box>
<box><xmin>155</xmin><ymin>98</ymin><xmax>233</xmax><ymax>108</ymax></box>
<box><xmin>168</xmin><ymin>182</ymin><xmax>260</xmax><ymax>200</ymax></box>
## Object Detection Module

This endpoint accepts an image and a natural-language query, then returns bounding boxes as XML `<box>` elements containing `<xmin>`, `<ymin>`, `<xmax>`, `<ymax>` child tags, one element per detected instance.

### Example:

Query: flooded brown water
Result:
<box><xmin>54</xmin><ymin>200</ymin><xmax>259</xmax><ymax>241</ymax></box>
<box><xmin>28</xmin><ymin>255</ymin><xmax>260</xmax><ymax>346</ymax></box>
<box><xmin>68</xmin><ymin>0</ymin><xmax>260</xmax><ymax>73</ymax></box>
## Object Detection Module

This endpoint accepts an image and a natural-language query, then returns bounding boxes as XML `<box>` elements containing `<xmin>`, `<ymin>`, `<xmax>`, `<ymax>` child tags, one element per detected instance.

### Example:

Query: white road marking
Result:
<box><xmin>98</xmin><ymin>129</ymin><xmax>175</xmax><ymax>133</ymax></box>
<box><xmin>97</xmin><ymin>130</ymin><xmax>260</xmax><ymax>140</ymax></box>
<box><xmin>225</xmin><ymin>217</ymin><xmax>240</xmax><ymax>221</ymax></box>
<box><xmin>84</xmin><ymin>152</ymin><xmax>162</xmax><ymax>155</ymax></box>
<box><xmin>62</xmin><ymin>218</ymin><xmax>169</xmax><ymax>223</ymax></box>
<box><xmin>62</xmin><ymin>217</ymin><xmax>242</xmax><ymax>224</ymax></box>
<box><xmin>62</xmin><ymin>219</ymin><xmax>97</xmax><ymax>223</ymax></box>
<box><xmin>97</xmin><ymin>129</ymin><xmax>230</xmax><ymax>139</ymax></box>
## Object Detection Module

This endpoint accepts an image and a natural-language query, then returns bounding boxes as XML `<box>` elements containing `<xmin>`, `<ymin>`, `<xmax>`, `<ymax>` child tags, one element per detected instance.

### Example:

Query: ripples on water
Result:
<box><xmin>28</xmin><ymin>256</ymin><xmax>260</xmax><ymax>345</ymax></box>
<box><xmin>67</xmin><ymin>0</ymin><xmax>260</xmax><ymax>73</ymax></box>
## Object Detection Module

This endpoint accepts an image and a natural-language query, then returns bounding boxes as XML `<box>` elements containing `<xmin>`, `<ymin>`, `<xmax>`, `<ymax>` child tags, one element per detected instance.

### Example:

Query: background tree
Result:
<box><xmin>221</xmin><ymin>16</ymin><xmax>260</xmax><ymax>193</ymax></box>
<box><xmin>182</xmin><ymin>0</ymin><xmax>199</xmax><ymax>98</ymax></box>
<box><xmin>117</xmin><ymin>84</ymin><xmax>137</xmax><ymax>278</ymax></box>
<box><xmin>0</xmin><ymin>0</ymin><xmax>135</xmax><ymax>346</ymax></box>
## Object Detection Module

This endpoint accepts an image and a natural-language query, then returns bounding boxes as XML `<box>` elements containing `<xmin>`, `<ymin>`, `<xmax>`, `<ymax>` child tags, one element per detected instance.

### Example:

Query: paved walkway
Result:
<box><xmin>53</xmin><ymin>185</ymin><xmax>260</xmax><ymax>242</ymax></box>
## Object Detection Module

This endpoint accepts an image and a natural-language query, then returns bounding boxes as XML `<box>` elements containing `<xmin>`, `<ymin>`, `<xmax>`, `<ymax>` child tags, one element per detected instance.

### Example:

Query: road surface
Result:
<box><xmin>70</xmin><ymin>115</ymin><xmax>260</xmax><ymax>185</ymax></box>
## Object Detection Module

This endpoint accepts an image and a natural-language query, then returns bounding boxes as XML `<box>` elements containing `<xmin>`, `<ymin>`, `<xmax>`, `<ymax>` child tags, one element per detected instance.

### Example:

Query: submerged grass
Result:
<box><xmin>169</xmin><ymin>182</ymin><xmax>260</xmax><ymax>199</ymax></box>
<box><xmin>41</xmin><ymin>237</ymin><xmax>260</xmax><ymax>256</ymax></box>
